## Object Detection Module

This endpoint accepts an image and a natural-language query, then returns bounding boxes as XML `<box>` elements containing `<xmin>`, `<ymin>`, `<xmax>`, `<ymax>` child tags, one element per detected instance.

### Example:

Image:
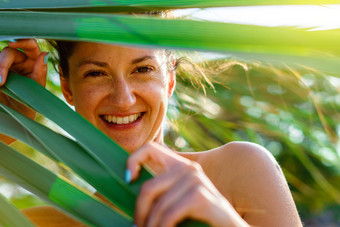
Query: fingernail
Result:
<box><xmin>0</xmin><ymin>75</ymin><xmax>2</xmax><ymax>84</ymax></box>
<box><xmin>9</xmin><ymin>39</ymin><xmax>17</xmax><ymax>42</ymax></box>
<box><xmin>125</xmin><ymin>169</ymin><xmax>131</xmax><ymax>183</ymax></box>
<box><xmin>44</xmin><ymin>52</ymin><xmax>50</xmax><ymax>64</ymax></box>
<box><xmin>132</xmin><ymin>224</ymin><xmax>137</xmax><ymax>227</ymax></box>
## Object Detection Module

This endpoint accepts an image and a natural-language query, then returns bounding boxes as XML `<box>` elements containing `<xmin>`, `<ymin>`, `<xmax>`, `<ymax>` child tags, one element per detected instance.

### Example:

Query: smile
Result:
<box><xmin>101</xmin><ymin>113</ymin><xmax>143</xmax><ymax>125</ymax></box>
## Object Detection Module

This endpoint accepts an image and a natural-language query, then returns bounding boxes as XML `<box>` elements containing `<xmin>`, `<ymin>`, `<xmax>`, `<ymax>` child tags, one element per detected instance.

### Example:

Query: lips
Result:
<box><xmin>101</xmin><ymin>112</ymin><xmax>144</xmax><ymax>125</ymax></box>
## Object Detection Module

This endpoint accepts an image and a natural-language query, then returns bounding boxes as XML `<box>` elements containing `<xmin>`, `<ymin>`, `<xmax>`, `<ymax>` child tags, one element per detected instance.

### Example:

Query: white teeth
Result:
<box><xmin>103</xmin><ymin>113</ymin><xmax>142</xmax><ymax>124</ymax></box>
<box><xmin>123</xmin><ymin>116</ymin><xmax>129</xmax><ymax>124</ymax></box>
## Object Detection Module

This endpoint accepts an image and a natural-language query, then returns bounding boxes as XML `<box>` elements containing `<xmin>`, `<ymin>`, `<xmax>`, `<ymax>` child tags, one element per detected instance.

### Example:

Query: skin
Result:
<box><xmin>0</xmin><ymin>40</ymin><xmax>302</xmax><ymax>227</ymax></box>
<box><xmin>60</xmin><ymin>42</ymin><xmax>172</xmax><ymax>153</ymax></box>
<box><xmin>0</xmin><ymin>39</ymin><xmax>47</xmax><ymax>144</ymax></box>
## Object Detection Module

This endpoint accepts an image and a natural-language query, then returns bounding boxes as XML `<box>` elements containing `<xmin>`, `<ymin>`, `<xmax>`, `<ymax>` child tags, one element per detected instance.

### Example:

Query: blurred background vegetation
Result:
<box><xmin>1</xmin><ymin>29</ymin><xmax>340</xmax><ymax>226</ymax></box>
<box><xmin>166</xmin><ymin>56</ymin><xmax>340</xmax><ymax>225</ymax></box>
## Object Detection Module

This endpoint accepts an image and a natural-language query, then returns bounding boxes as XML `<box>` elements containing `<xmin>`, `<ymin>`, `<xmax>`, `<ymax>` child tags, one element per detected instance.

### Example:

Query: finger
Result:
<box><xmin>162</xmin><ymin>187</ymin><xmax>243</xmax><ymax>227</ymax></box>
<box><xmin>127</xmin><ymin>142</ymin><xmax>190</xmax><ymax>181</ymax></box>
<box><xmin>160</xmin><ymin>186</ymin><xmax>210</xmax><ymax>227</ymax></box>
<box><xmin>146</xmin><ymin>171</ymin><xmax>198</xmax><ymax>227</ymax></box>
<box><xmin>31</xmin><ymin>52</ymin><xmax>48</xmax><ymax>87</ymax></box>
<box><xmin>0</xmin><ymin>47</ymin><xmax>27</xmax><ymax>86</ymax></box>
<box><xmin>134</xmin><ymin>166</ymin><xmax>184</xmax><ymax>227</ymax></box>
<box><xmin>8</xmin><ymin>39</ymin><xmax>41</xmax><ymax>60</ymax></box>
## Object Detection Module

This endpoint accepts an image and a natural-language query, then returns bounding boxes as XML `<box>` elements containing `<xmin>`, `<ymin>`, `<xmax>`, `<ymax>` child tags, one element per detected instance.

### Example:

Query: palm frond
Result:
<box><xmin>1</xmin><ymin>11</ymin><xmax>339</xmax><ymax>75</ymax></box>
<box><xmin>0</xmin><ymin>141</ymin><xmax>132</xmax><ymax>226</ymax></box>
<box><xmin>1</xmin><ymin>0</ymin><xmax>339</xmax><ymax>11</ymax></box>
<box><xmin>0</xmin><ymin>193</ymin><xmax>35</xmax><ymax>227</ymax></box>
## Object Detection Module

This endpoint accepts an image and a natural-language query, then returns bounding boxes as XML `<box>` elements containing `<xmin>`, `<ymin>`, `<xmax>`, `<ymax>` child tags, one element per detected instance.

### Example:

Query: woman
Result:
<box><xmin>0</xmin><ymin>39</ymin><xmax>302</xmax><ymax>226</ymax></box>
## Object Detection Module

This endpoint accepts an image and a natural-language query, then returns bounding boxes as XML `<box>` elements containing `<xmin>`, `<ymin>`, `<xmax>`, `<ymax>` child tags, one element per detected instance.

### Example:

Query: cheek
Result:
<box><xmin>141</xmin><ymin>79</ymin><xmax>167</xmax><ymax>106</ymax></box>
<box><xmin>72</xmin><ymin>85</ymin><xmax>103</xmax><ymax>118</ymax></box>
<box><xmin>149</xmin><ymin>71</ymin><xmax>169</xmax><ymax>99</ymax></box>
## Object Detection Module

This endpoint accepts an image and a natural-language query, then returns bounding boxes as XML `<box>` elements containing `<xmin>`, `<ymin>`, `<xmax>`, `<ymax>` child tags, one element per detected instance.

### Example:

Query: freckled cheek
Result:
<box><xmin>141</xmin><ymin>82</ymin><xmax>168</xmax><ymax>124</ymax></box>
<box><xmin>142</xmin><ymin>81</ymin><xmax>167</xmax><ymax>103</ymax></box>
<box><xmin>73</xmin><ymin>86</ymin><xmax>104</xmax><ymax>120</ymax></box>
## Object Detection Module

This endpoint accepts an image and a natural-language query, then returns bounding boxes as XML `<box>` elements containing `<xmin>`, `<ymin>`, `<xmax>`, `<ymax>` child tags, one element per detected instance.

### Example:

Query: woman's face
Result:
<box><xmin>60</xmin><ymin>42</ymin><xmax>174</xmax><ymax>153</ymax></box>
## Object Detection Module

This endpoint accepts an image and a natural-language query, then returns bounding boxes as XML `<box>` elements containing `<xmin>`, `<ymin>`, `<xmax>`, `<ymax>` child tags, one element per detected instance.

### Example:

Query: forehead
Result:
<box><xmin>70</xmin><ymin>42</ymin><xmax>164</xmax><ymax>63</ymax></box>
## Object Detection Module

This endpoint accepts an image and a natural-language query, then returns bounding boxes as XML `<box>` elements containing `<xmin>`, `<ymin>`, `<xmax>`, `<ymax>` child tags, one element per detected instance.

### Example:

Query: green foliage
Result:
<box><xmin>0</xmin><ymin>193</ymin><xmax>34</xmax><ymax>227</ymax></box>
<box><xmin>1</xmin><ymin>0</ymin><xmax>340</xmax><ymax>10</ymax></box>
<box><xmin>1</xmin><ymin>10</ymin><xmax>340</xmax><ymax>75</ymax></box>
<box><xmin>165</xmin><ymin>59</ymin><xmax>340</xmax><ymax>219</ymax></box>
<box><xmin>0</xmin><ymin>140</ymin><xmax>131</xmax><ymax>226</ymax></box>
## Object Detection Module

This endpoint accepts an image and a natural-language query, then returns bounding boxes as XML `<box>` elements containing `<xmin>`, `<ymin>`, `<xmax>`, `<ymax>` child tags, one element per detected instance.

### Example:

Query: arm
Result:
<box><xmin>0</xmin><ymin>39</ymin><xmax>48</xmax><ymax>144</ymax></box>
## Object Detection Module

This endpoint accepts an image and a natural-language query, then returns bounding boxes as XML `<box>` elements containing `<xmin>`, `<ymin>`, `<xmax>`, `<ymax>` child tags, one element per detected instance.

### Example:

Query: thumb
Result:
<box><xmin>31</xmin><ymin>52</ymin><xmax>49</xmax><ymax>87</ymax></box>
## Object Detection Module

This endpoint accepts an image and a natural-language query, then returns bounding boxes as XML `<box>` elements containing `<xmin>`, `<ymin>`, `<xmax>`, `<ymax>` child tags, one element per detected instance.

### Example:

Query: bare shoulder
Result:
<box><xmin>199</xmin><ymin>141</ymin><xmax>278</xmax><ymax>167</ymax></box>
<box><xmin>195</xmin><ymin>142</ymin><xmax>281</xmax><ymax>185</ymax></box>
<box><xmin>22</xmin><ymin>205</ymin><xmax>88</xmax><ymax>227</ymax></box>
<box><xmin>192</xmin><ymin>142</ymin><xmax>302</xmax><ymax>227</ymax></box>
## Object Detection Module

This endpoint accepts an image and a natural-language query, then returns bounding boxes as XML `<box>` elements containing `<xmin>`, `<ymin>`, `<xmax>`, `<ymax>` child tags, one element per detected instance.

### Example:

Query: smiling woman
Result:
<box><xmin>56</xmin><ymin>42</ymin><xmax>172</xmax><ymax>153</ymax></box>
<box><xmin>0</xmin><ymin>3</ymin><xmax>314</xmax><ymax>225</ymax></box>
<box><xmin>0</xmin><ymin>36</ymin><xmax>302</xmax><ymax>226</ymax></box>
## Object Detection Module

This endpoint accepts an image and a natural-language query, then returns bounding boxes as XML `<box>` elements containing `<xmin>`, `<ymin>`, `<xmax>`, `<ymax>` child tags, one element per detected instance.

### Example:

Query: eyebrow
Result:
<box><xmin>77</xmin><ymin>55</ymin><xmax>155</xmax><ymax>68</ymax></box>
<box><xmin>77</xmin><ymin>60</ymin><xmax>109</xmax><ymax>68</ymax></box>
<box><xmin>131</xmin><ymin>56</ymin><xmax>155</xmax><ymax>64</ymax></box>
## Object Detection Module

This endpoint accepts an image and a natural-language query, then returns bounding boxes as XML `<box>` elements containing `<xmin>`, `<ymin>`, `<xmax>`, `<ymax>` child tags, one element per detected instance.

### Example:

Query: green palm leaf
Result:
<box><xmin>1</xmin><ymin>0</ymin><xmax>339</xmax><ymax>11</ymax></box>
<box><xmin>0</xmin><ymin>141</ymin><xmax>132</xmax><ymax>226</ymax></box>
<box><xmin>1</xmin><ymin>11</ymin><xmax>339</xmax><ymax>75</ymax></box>
<box><xmin>0</xmin><ymin>110</ymin><xmax>55</xmax><ymax>160</ymax></box>
<box><xmin>0</xmin><ymin>193</ymin><xmax>35</xmax><ymax>227</ymax></box>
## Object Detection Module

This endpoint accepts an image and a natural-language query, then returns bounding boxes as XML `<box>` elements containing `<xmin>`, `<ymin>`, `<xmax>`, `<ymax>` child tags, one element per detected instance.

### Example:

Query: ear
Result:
<box><xmin>59</xmin><ymin>65</ymin><xmax>74</xmax><ymax>106</ymax></box>
<box><xmin>167</xmin><ymin>70</ymin><xmax>176</xmax><ymax>98</ymax></box>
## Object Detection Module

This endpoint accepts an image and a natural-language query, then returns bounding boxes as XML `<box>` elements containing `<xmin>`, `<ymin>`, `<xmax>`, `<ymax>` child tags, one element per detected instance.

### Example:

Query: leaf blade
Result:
<box><xmin>1</xmin><ymin>11</ymin><xmax>339</xmax><ymax>74</ymax></box>
<box><xmin>1</xmin><ymin>0</ymin><xmax>339</xmax><ymax>10</ymax></box>
<box><xmin>0</xmin><ymin>141</ymin><xmax>132</xmax><ymax>226</ymax></box>
<box><xmin>0</xmin><ymin>193</ymin><xmax>35</xmax><ymax>227</ymax></box>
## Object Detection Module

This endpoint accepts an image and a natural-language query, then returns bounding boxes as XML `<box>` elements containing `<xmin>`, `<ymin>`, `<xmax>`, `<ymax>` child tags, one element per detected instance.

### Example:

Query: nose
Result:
<box><xmin>109</xmin><ymin>76</ymin><xmax>136</xmax><ymax>110</ymax></box>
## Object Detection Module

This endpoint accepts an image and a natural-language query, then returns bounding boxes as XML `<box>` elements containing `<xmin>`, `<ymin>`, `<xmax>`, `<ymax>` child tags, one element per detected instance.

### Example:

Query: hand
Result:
<box><xmin>127</xmin><ymin>142</ymin><xmax>249</xmax><ymax>227</ymax></box>
<box><xmin>0</xmin><ymin>39</ymin><xmax>48</xmax><ymax>144</ymax></box>
<box><xmin>0</xmin><ymin>39</ymin><xmax>48</xmax><ymax>118</ymax></box>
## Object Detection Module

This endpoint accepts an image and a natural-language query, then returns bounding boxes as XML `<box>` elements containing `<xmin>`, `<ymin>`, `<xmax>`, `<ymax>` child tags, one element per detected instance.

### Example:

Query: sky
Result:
<box><xmin>175</xmin><ymin>4</ymin><xmax>340</xmax><ymax>30</ymax></box>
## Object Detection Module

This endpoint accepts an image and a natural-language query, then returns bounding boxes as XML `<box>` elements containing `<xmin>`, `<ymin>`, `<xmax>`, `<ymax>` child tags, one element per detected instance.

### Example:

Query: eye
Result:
<box><xmin>134</xmin><ymin>66</ymin><xmax>154</xmax><ymax>74</ymax></box>
<box><xmin>84</xmin><ymin>70</ymin><xmax>107</xmax><ymax>78</ymax></box>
